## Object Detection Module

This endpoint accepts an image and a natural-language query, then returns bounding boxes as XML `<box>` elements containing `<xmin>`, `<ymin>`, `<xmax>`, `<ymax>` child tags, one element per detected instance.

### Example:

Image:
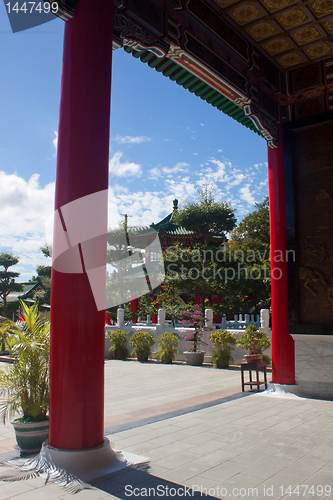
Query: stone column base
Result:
<box><xmin>40</xmin><ymin>438</ymin><xmax>118</xmax><ymax>481</ymax></box>
<box><xmin>291</xmin><ymin>334</ymin><xmax>333</xmax><ymax>400</ymax></box>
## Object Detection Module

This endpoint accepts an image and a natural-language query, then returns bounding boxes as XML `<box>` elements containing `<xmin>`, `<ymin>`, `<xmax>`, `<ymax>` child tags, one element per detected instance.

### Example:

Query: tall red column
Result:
<box><xmin>130</xmin><ymin>295</ymin><xmax>138</xmax><ymax>323</ymax></box>
<box><xmin>268</xmin><ymin>126</ymin><xmax>295</xmax><ymax>384</ymax></box>
<box><xmin>49</xmin><ymin>0</ymin><xmax>113</xmax><ymax>449</ymax></box>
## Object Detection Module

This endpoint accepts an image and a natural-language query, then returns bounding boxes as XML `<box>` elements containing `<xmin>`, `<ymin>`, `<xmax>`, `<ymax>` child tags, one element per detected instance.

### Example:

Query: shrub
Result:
<box><xmin>209</xmin><ymin>329</ymin><xmax>236</xmax><ymax>368</ymax></box>
<box><xmin>130</xmin><ymin>331</ymin><xmax>155</xmax><ymax>362</ymax></box>
<box><xmin>236</xmin><ymin>324</ymin><xmax>271</xmax><ymax>355</ymax></box>
<box><xmin>109</xmin><ymin>330</ymin><xmax>129</xmax><ymax>360</ymax></box>
<box><xmin>156</xmin><ymin>332</ymin><xmax>179</xmax><ymax>364</ymax></box>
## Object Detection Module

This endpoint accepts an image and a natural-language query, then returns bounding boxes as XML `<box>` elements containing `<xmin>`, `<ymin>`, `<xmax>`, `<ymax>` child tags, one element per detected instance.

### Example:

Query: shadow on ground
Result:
<box><xmin>91</xmin><ymin>466</ymin><xmax>220</xmax><ymax>499</ymax></box>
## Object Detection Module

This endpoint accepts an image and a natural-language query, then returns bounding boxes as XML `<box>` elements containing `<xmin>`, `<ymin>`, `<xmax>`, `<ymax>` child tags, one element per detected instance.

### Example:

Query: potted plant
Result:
<box><xmin>0</xmin><ymin>301</ymin><xmax>50</xmax><ymax>453</ymax></box>
<box><xmin>237</xmin><ymin>324</ymin><xmax>271</xmax><ymax>363</ymax></box>
<box><xmin>209</xmin><ymin>329</ymin><xmax>236</xmax><ymax>368</ymax></box>
<box><xmin>129</xmin><ymin>330</ymin><xmax>155</xmax><ymax>362</ymax></box>
<box><xmin>181</xmin><ymin>306</ymin><xmax>206</xmax><ymax>366</ymax></box>
<box><xmin>155</xmin><ymin>331</ymin><xmax>179</xmax><ymax>364</ymax></box>
<box><xmin>109</xmin><ymin>330</ymin><xmax>129</xmax><ymax>360</ymax></box>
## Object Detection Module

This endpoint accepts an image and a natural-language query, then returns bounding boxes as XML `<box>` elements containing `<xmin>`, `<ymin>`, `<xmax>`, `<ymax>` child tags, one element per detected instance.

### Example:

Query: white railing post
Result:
<box><xmin>158</xmin><ymin>308</ymin><xmax>166</xmax><ymax>327</ymax></box>
<box><xmin>260</xmin><ymin>309</ymin><xmax>270</xmax><ymax>329</ymax></box>
<box><xmin>117</xmin><ymin>308</ymin><xmax>124</xmax><ymax>328</ymax></box>
<box><xmin>205</xmin><ymin>308</ymin><xmax>213</xmax><ymax>329</ymax></box>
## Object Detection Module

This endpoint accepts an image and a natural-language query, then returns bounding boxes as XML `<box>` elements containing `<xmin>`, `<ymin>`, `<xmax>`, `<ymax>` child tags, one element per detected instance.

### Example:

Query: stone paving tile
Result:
<box><xmin>322</xmin><ymin>460</ymin><xmax>333</xmax><ymax>471</ymax></box>
<box><xmin>256</xmin><ymin>469</ymin><xmax>315</xmax><ymax>495</ymax></box>
<box><xmin>3</xmin><ymin>482</ymin><xmax>67</xmax><ymax>500</ymax></box>
<box><xmin>60</xmin><ymin>486</ymin><xmax>115</xmax><ymax>499</ymax></box>
<box><xmin>226</xmin><ymin>443</ymin><xmax>281</xmax><ymax>465</ymax></box>
<box><xmin>181</xmin><ymin>432</ymin><xmax>221</xmax><ymax>445</ymax></box>
<box><xmin>0</xmin><ymin>477</ymin><xmax>36</xmax><ymax>499</ymax></box>
<box><xmin>157</xmin><ymin>462</ymin><xmax>210</xmax><ymax>483</ymax></box>
<box><xmin>271</xmin><ymin>439</ymin><xmax>322</xmax><ymax>460</ymax></box>
<box><xmin>187</xmin><ymin>440</ymin><xmax>226</xmax><ymax>455</ymax></box>
<box><xmin>199</xmin><ymin>459</ymin><xmax>249</xmax><ymax>481</ymax></box>
<box><xmin>153</xmin><ymin>451</ymin><xmax>202</xmax><ymax>469</ymax></box>
<box><xmin>191</xmin><ymin>448</ymin><xmax>237</xmax><ymax>466</ymax></box>
<box><xmin>214</xmin><ymin>472</ymin><xmax>264</xmax><ymax>499</ymax></box>
<box><xmin>240</xmin><ymin>456</ymin><xmax>292</xmax><ymax>480</ymax></box>
<box><xmin>138</xmin><ymin>441</ymin><xmax>195</xmax><ymax>459</ymax></box>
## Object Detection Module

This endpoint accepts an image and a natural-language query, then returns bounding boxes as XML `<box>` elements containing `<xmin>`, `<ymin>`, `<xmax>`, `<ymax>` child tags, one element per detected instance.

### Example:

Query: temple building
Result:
<box><xmin>44</xmin><ymin>0</ymin><xmax>333</xmax><ymax>476</ymax></box>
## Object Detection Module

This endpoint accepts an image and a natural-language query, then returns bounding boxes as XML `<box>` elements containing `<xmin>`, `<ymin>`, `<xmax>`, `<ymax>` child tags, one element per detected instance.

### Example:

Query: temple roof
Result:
<box><xmin>129</xmin><ymin>200</ymin><xmax>225</xmax><ymax>242</ymax></box>
<box><xmin>0</xmin><ymin>282</ymin><xmax>45</xmax><ymax>304</ymax></box>
<box><xmin>52</xmin><ymin>0</ymin><xmax>333</xmax><ymax>147</ymax></box>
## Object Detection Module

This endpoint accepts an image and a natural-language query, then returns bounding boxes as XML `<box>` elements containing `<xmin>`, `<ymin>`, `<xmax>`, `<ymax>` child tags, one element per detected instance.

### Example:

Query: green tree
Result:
<box><xmin>30</xmin><ymin>246</ymin><xmax>52</xmax><ymax>305</ymax></box>
<box><xmin>232</xmin><ymin>196</ymin><xmax>269</xmax><ymax>246</ymax></box>
<box><xmin>173</xmin><ymin>184</ymin><xmax>237</xmax><ymax>248</ymax></box>
<box><xmin>228</xmin><ymin>196</ymin><xmax>271</xmax><ymax>313</ymax></box>
<box><xmin>0</xmin><ymin>253</ymin><xmax>23</xmax><ymax>313</ymax></box>
<box><xmin>163</xmin><ymin>195</ymin><xmax>271</xmax><ymax>317</ymax></box>
<box><xmin>164</xmin><ymin>185</ymin><xmax>237</xmax><ymax>313</ymax></box>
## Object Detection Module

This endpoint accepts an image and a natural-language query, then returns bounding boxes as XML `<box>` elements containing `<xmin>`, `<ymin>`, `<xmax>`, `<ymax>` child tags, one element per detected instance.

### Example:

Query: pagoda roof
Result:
<box><xmin>151</xmin><ymin>208</ymin><xmax>196</xmax><ymax>237</ymax></box>
<box><xmin>0</xmin><ymin>282</ymin><xmax>46</xmax><ymax>304</ymax></box>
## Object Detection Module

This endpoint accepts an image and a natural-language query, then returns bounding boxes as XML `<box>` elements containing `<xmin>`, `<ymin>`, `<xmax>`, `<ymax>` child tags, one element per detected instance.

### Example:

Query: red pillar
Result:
<box><xmin>49</xmin><ymin>0</ymin><xmax>113</xmax><ymax>449</ymax></box>
<box><xmin>151</xmin><ymin>296</ymin><xmax>158</xmax><ymax>324</ymax></box>
<box><xmin>130</xmin><ymin>295</ymin><xmax>138</xmax><ymax>323</ymax></box>
<box><xmin>268</xmin><ymin>126</ymin><xmax>295</xmax><ymax>384</ymax></box>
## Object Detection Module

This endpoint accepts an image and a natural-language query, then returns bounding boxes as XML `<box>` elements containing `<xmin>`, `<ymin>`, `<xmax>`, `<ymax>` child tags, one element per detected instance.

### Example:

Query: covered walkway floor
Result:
<box><xmin>0</xmin><ymin>361</ymin><xmax>333</xmax><ymax>499</ymax></box>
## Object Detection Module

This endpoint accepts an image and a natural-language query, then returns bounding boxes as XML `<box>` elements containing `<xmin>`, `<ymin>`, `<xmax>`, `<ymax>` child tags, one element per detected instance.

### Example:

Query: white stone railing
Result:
<box><xmin>105</xmin><ymin>308</ymin><xmax>271</xmax><ymax>364</ymax></box>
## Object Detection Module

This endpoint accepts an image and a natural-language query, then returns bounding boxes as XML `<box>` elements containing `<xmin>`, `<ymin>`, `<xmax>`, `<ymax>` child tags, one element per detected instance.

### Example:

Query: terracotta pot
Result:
<box><xmin>114</xmin><ymin>349</ymin><xmax>125</xmax><ymax>360</ymax></box>
<box><xmin>12</xmin><ymin>419</ymin><xmax>49</xmax><ymax>453</ymax></box>
<box><xmin>184</xmin><ymin>351</ymin><xmax>205</xmax><ymax>366</ymax></box>
<box><xmin>137</xmin><ymin>352</ymin><xmax>149</xmax><ymax>362</ymax></box>
<box><xmin>244</xmin><ymin>354</ymin><xmax>263</xmax><ymax>363</ymax></box>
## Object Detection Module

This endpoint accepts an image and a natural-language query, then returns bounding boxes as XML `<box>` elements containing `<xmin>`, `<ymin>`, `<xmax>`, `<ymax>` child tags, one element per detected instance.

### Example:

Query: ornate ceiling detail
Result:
<box><xmin>212</xmin><ymin>0</ymin><xmax>333</xmax><ymax>71</ymax></box>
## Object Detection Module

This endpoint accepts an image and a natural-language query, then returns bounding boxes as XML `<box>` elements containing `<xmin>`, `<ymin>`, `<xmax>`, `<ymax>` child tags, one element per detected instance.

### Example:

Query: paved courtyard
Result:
<box><xmin>0</xmin><ymin>360</ymin><xmax>333</xmax><ymax>499</ymax></box>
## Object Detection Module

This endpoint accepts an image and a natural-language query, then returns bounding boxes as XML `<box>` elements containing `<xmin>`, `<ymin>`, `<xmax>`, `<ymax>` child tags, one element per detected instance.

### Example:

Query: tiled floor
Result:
<box><xmin>1</xmin><ymin>360</ymin><xmax>333</xmax><ymax>499</ymax></box>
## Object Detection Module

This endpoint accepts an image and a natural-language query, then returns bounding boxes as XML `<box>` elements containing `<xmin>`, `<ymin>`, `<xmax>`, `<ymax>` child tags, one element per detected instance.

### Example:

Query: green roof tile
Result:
<box><xmin>124</xmin><ymin>47</ymin><xmax>262</xmax><ymax>138</ymax></box>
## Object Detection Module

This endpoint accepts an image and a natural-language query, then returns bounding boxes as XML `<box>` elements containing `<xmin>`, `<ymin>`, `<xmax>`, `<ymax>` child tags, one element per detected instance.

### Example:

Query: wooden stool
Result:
<box><xmin>241</xmin><ymin>361</ymin><xmax>267</xmax><ymax>392</ymax></box>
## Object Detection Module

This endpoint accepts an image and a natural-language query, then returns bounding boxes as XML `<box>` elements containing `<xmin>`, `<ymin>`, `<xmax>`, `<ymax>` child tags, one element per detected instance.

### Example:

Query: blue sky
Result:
<box><xmin>0</xmin><ymin>6</ymin><xmax>268</xmax><ymax>281</ymax></box>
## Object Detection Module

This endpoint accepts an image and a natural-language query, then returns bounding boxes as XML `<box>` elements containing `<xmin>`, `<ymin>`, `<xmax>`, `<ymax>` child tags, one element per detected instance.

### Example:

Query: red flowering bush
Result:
<box><xmin>180</xmin><ymin>305</ymin><xmax>206</xmax><ymax>352</ymax></box>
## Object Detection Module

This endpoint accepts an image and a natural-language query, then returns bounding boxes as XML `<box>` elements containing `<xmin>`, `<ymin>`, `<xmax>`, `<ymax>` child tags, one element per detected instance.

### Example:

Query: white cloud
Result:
<box><xmin>239</xmin><ymin>185</ymin><xmax>256</xmax><ymax>205</ymax></box>
<box><xmin>113</xmin><ymin>135</ymin><xmax>152</xmax><ymax>144</ymax></box>
<box><xmin>0</xmin><ymin>171</ymin><xmax>55</xmax><ymax>280</ymax></box>
<box><xmin>52</xmin><ymin>131</ymin><xmax>58</xmax><ymax>156</ymax></box>
<box><xmin>109</xmin><ymin>152</ymin><xmax>142</xmax><ymax>177</ymax></box>
<box><xmin>162</xmin><ymin>162</ymin><xmax>189</xmax><ymax>175</ymax></box>
<box><xmin>148</xmin><ymin>167</ymin><xmax>161</xmax><ymax>180</ymax></box>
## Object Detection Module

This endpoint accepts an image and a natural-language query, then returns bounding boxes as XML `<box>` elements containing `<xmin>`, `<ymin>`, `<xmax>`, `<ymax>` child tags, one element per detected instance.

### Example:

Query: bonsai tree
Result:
<box><xmin>129</xmin><ymin>331</ymin><xmax>155</xmax><ymax>362</ymax></box>
<box><xmin>209</xmin><ymin>329</ymin><xmax>236</xmax><ymax>369</ymax></box>
<box><xmin>237</xmin><ymin>324</ymin><xmax>271</xmax><ymax>355</ymax></box>
<box><xmin>0</xmin><ymin>301</ymin><xmax>50</xmax><ymax>424</ymax></box>
<box><xmin>109</xmin><ymin>330</ymin><xmax>129</xmax><ymax>360</ymax></box>
<box><xmin>155</xmin><ymin>331</ymin><xmax>179</xmax><ymax>364</ymax></box>
<box><xmin>180</xmin><ymin>305</ymin><xmax>206</xmax><ymax>352</ymax></box>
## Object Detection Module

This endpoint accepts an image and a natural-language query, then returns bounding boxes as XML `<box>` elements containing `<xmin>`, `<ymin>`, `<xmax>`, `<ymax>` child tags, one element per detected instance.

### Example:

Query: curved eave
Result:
<box><xmin>124</xmin><ymin>46</ymin><xmax>262</xmax><ymax>138</ymax></box>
